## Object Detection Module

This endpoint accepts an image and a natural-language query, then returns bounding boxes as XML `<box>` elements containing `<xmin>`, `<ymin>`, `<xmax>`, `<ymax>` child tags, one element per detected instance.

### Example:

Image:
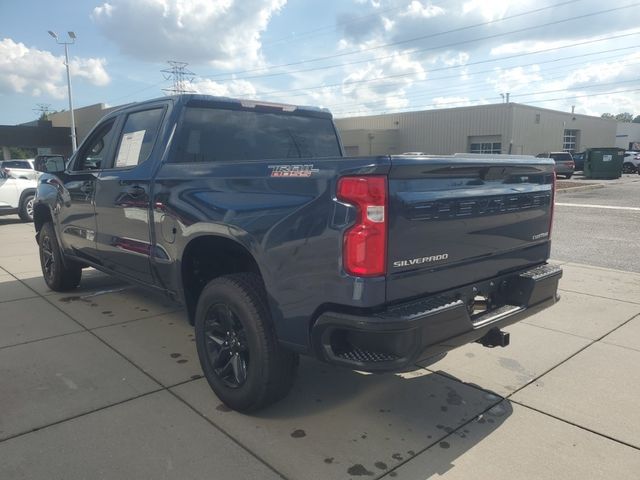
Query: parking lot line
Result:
<box><xmin>556</xmin><ymin>202</ymin><xmax>640</xmax><ymax>211</ymax></box>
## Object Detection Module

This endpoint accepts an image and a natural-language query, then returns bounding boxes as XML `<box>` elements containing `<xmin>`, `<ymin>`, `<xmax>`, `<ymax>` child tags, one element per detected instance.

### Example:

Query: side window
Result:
<box><xmin>112</xmin><ymin>108</ymin><xmax>163</xmax><ymax>168</ymax></box>
<box><xmin>75</xmin><ymin>119</ymin><xmax>116</xmax><ymax>171</ymax></box>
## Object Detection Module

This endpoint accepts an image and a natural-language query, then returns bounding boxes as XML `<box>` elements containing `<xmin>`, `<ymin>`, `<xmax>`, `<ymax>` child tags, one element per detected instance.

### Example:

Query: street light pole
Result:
<box><xmin>48</xmin><ymin>30</ymin><xmax>77</xmax><ymax>152</ymax></box>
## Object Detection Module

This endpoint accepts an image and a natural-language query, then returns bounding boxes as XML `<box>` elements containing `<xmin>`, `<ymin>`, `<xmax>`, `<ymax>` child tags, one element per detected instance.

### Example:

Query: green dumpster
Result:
<box><xmin>583</xmin><ymin>148</ymin><xmax>624</xmax><ymax>179</ymax></box>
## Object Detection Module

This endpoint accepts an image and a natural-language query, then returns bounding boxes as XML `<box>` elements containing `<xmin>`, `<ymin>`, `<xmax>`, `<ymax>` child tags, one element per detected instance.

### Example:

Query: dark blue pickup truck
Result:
<box><xmin>33</xmin><ymin>95</ymin><xmax>561</xmax><ymax>411</ymax></box>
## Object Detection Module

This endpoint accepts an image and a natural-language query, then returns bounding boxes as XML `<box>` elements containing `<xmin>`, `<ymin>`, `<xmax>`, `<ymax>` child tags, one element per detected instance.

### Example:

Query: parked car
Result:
<box><xmin>0</xmin><ymin>159</ymin><xmax>38</xmax><ymax>180</ymax></box>
<box><xmin>0</xmin><ymin>168</ymin><xmax>37</xmax><ymax>221</ymax></box>
<box><xmin>33</xmin><ymin>94</ymin><xmax>562</xmax><ymax>412</ymax></box>
<box><xmin>536</xmin><ymin>152</ymin><xmax>575</xmax><ymax>179</ymax></box>
<box><xmin>572</xmin><ymin>152</ymin><xmax>586</xmax><ymax>171</ymax></box>
<box><xmin>622</xmin><ymin>151</ymin><xmax>640</xmax><ymax>173</ymax></box>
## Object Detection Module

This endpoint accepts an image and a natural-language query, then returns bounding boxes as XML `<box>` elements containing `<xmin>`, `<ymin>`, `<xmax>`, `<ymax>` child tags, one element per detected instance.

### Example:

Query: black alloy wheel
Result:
<box><xmin>38</xmin><ymin>222</ymin><xmax>82</xmax><ymax>291</ymax></box>
<box><xmin>194</xmin><ymin>273</ymin><xmax>299</xmax><ymax>412</ymax></box>
<box><xmin>40</xmin><ymin>233</ymin><xmax>55</xmax><ymax>283</ymax></box>
<box><xmin>204</xmin><ymin>303</ymin><xmax>249</xmax><ymax>388</ymax></box>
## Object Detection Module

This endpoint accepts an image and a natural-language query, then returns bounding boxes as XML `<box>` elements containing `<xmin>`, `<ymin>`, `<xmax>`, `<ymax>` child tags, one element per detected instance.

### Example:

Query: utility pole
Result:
<box><xmin>48</xmin><ymin>30</ymin><xmax>77</xmax><ymax>151</ymax></box>
<box><xmin>161</xmin><ymin>61</ymin><xmax>196</xmax><ymax>95</ymax></box>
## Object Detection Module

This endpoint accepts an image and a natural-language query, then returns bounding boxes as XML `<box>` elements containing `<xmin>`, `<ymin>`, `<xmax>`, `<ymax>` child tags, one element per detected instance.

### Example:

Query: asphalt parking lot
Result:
<box><xmin>1</xmin><ymin>177</ymin><xmax>639</xmax><ymax>479</ymax></box>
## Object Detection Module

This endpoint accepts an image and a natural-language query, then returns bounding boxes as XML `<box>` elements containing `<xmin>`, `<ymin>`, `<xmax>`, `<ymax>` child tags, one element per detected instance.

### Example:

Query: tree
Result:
<box><xmin>615</xmin><ymin>112</ymin><xmax>633</xmax><ymax>123</ymax></box>
<box><xmin>633</xmin><ymin>115</ymin><xmax>640</xmax><ymax>124</ymax></box>
<box><xmin>601</xmin><ymin>113</ymin><xmax>615</xmax><ymax>119</ymax></box>
<box><xmin>8</xmin><ymin>147</ymin><xmax>37</xmax><ymax>159</ymax></box>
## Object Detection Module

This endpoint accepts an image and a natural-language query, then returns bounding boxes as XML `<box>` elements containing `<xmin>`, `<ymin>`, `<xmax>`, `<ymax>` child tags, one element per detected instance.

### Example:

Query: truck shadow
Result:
<box><xmin>245</xmin><ymin>357</ymin><xmax>513</xmax><ymax>478</ymax></box>
<box><xmin>0</xmin><ymin>217</ymin><xmax>25</xmax><ymax>226</ymax></box>
<box><xmin>6</xmin><ymin>270</ymin><xmax>512</xmax><ymax>479</ymax></box>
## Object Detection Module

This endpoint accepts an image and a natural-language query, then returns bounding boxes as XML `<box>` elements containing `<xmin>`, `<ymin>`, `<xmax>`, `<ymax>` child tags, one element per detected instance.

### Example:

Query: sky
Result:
<box><xmin>1</xmin><ymin>0</ymin><xmax>639</xmax><ymax>125</ymax></box>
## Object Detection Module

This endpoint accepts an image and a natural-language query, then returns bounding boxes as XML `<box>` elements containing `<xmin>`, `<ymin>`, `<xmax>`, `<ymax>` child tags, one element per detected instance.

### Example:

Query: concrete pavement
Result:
<box><xmin>0</xmin><ymin>217</ymin><xmax>639</xmax><ymax>479</ymax></box>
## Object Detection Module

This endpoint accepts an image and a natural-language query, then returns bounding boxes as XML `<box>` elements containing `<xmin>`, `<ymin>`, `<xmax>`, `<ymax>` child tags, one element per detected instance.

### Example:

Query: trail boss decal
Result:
<box><xmin>393</xmin><ymin>253</ymin><xmax>449</xmax><ymax>268</ymax></box>
<box><xmin>268</xmin><ymin>165</ymin><xmax>319</xmax><ymax>177</ymax></box>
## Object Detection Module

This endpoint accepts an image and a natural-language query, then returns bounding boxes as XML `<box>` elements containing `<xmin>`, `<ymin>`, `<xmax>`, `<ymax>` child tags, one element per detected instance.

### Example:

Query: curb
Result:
<box><xmin>556</xmin><ymin>183</ymin><xmax>605</xmax><ymax>194</ymax></box>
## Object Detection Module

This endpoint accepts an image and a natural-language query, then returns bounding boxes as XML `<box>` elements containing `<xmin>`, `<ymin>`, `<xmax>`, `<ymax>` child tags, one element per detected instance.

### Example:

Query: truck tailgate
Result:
<box><xmin>386</xmin><ymin>155</ymin><xmax>555</xmax><ymax>302</ymax></box>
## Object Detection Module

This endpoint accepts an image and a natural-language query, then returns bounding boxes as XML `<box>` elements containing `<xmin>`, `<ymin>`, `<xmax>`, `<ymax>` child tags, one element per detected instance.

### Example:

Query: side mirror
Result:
<box><xmin>35</xmin><ymin>157</ymin><xmax>66</xmax><ymax>175</ymax></box>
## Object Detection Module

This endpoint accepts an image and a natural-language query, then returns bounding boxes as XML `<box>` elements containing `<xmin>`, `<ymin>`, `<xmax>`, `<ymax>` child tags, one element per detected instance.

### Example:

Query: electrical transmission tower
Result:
<box><xmin>161</xmin><ymin>60</ymin><xmax>196</xmax><ymax>95</ymax></box>
<box><xmin>33</xmin><ymin>103</ymin><xmax>52</xmax><ymax>119</ymax></box>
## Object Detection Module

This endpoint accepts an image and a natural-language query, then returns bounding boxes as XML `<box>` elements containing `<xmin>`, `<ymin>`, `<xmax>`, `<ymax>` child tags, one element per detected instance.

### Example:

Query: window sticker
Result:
<box><xmin>115</xmin><ymin>130</ymin><xmax>146</xmax><ymax>167</ymax></box>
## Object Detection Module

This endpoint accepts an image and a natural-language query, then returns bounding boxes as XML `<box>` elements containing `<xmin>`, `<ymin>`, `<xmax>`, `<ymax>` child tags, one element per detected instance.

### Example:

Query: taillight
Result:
<box><xmin>337</xmin><ymin>176</ymin><xmax>388</xmax><ymax>277</ymax></box>
<box><xmin>549</xmin><ymin>172</ymin><xmax>556</xmax><ymax>237</ymax></box>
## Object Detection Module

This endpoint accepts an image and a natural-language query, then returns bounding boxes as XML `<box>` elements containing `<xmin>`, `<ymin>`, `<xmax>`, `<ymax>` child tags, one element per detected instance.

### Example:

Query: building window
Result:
<box><xmin>535</xmin><ymin>113</ymin><xmax>541</xmax><ymax>124</ymax></box>
<box><xmin>470</xmin><ymin>142</ymin><xmax>502</xmax><ymax>154</ymax></box>
<box><xmin>563</xmin><ymin>129</ymin><xmax>579</xmax><ymax>153</ymax></box>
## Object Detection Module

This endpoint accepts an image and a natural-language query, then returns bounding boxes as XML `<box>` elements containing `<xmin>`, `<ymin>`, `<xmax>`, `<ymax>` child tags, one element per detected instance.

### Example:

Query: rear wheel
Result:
<box><xmin>195</xmin><ymin>273</ymin><xmax>298</xmax><ymax>412</ymax></box>
<box><xmin>38</xmin><ymin>222</ymin><xmax>82</xmax><ymax>291</ymax></box>
<box><xmin>18</xmin><ymin>194</ymin><xmax>34</xmax><ymax>222</ymax></box>
<box><xmin>564</xmin><ymin>174</ymin><xmax>573</xmax><ymax>179</ymax></box>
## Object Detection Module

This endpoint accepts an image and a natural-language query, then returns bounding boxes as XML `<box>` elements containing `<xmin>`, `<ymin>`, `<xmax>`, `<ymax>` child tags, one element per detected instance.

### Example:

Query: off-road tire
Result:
<box><xmin>195</xmin><ymin>273</ymin><xmax>299</xmax><ymax>412</ymax></box>
<box><xmin>38</xmin><ymin>222</ymin><xmax>82</xmax><ymax>291</ymax></box>
<box><xmin>18</xmin><ymin>194</ymin><xmax>35</xmax><ymax>222</ymax></box>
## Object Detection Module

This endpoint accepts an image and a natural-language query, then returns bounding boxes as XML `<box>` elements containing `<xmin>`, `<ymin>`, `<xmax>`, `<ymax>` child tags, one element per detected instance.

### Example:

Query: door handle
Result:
<box><xmin>126</xmin><ymin>185</ymin><xmax>146</xmax><ymax>197</ymax></box>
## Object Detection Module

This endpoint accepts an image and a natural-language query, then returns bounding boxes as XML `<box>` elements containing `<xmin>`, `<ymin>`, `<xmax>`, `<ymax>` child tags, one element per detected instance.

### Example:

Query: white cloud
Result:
<box><xmin>462</xmin><ymin>0</ymin><xmax>526</xmax><ymax>21</ymax></box>
<box><xmin>487</xmin><ymin>65</ymin><xmax>542</xmax><ymax>93</ymax></box>
<box><xmin>92</xmin><ymin>0</ymin><xmax>287</xmax><ymax>69</ymax></box>
<box><xmin>573</xmin><ymin>91</ymin><xmax>640</xmax><ymax>117</ymax></box>
<box><xmin>491</xmin><ymin>28</ymin><xmax>640</xmax><ymax>56</ymax></box>
<box><xmin>0</xmin><ymin>38</ymin><xmax>110</xmax><ymax>99</ymax></box>
<box><xmin>402</xmin><ymin>1</ymin><xmax>445</xmax><ymax>19</ymax></box>
<box><xmin>191</xmin><ymin>78</ymin><xmax>257</xmax><ymax>97</ymax></box>
<box><xmin>432</xmin><ymin>96</ymin><xmax>473</xmax><ymax>108</ymax></box>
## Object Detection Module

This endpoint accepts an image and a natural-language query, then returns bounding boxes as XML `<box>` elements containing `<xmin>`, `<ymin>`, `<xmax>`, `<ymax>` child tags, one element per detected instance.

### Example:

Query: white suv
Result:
<box><xmin>0</xmin><ymin>168</ymin><xmax>37</xmax><ymax>222</ymax></box>
<box><xmin>622</xmin><ymin>151</ymin><xmax>640</xmax><ymax>173</ymax></box>
<box><xmin>0</xmin><ymin>159</ymin><xmax>39</xmax><ymax>180</ymax></box>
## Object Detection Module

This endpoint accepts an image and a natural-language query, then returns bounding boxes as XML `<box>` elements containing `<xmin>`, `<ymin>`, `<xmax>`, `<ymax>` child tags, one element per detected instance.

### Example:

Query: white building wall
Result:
<box><xmin>510</xmin><ymin>104</ymin><xmax>617</xmax><ymax>154</ymax></box>
<box><xmin>335</xmin><ymin>103</ymin><xmax>617</xmax><ymax>156</ymax></box>
<box><xmin>49</xmin><ymin>103</ymin><xmax>123</xmax><ymax>144</ymax></box>
<box><xmin>335</xmin><ymin>103</ymin><xmax>512</xmax><ymax>155</ymax></box>
<box><xmin>615</xmin><ymin>122</ymin><xmax>640</xmax><ymax>150</ymax></box>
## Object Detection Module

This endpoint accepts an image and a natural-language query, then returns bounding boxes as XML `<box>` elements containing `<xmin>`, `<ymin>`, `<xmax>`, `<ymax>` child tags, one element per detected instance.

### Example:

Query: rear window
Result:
<box><xmin>173</xmin><ymin>107</ymin><xmax>341</xmax><ymax>162</ymax></box>
<box><xmin>550</xmin><ymin>153</ymin><xmax>572</xmax><ymax>161</ymax></box>
<box><xmin>2</xmin><ymin>161</ymin><xmax>31</xmax><ymax>169</ymax></box>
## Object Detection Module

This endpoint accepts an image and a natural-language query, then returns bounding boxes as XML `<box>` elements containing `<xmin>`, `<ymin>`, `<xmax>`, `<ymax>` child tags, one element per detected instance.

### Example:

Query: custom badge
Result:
<box><xmin>268</xmin><ymin>165</ymin><xmax>319</xmax><ymax>177</ymax></box>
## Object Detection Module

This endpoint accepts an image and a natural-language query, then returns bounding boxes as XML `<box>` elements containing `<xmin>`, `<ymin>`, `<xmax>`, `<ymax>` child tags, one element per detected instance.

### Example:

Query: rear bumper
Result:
<box><xmin>312</xmin><ymin>263</ymin><xmax>562</xmax><ymax>372</ymax></box>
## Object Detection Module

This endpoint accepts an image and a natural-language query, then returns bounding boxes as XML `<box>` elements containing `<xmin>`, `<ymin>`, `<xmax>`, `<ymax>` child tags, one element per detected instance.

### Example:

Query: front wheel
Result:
<box><xmin>564</xmin><ymin>174</ymin><xmax>573</xmax><ymax>179</ymax></box>
<box><xmin>18</xmin><ymin>194</ymin><xmax>34</xmax><ymax>222</ymax></box>
<box><xmin>195</xmin><ymin>273</ymin><xmax>298</xmax><ymax>412</ymax></box>
<box><xmin>622</xmin><ymin>163</ymin><xmax>637</xmax><ymax>174</ymax></box>
<box><xmin>38</xmin><ymin>222</ymin><xmax>82</xmax><ymax>291</ymax></box>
